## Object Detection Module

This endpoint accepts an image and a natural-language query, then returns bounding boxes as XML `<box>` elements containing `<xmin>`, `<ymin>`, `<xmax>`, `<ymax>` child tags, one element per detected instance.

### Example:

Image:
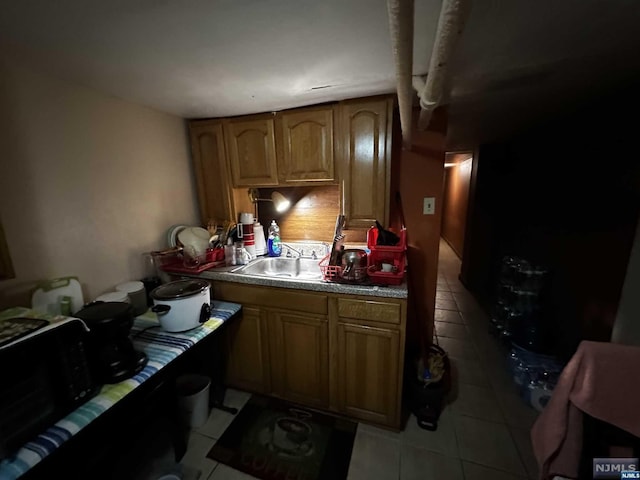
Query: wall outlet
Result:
<box><xmin>423</xmin><ymin>197</ymin><xmax>435</xmax><ymax>215</ymax></box>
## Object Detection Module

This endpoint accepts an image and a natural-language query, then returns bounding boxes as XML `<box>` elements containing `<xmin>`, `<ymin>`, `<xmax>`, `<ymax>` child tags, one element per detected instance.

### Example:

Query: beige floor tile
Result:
<box><xmin>435</xmin><ymin>309</ymin><xmax>464</xmax><ymax>324</ymax></box>
<box><xmin>436</xmin><ymin>290</ymin><xmax>454</xmax><ymax>301</ymax></box>
<box><xmin>460</xmin><ymin>309</ymin><xmax>490</xmax><ymax>328</ymax></box>
<box><xmin>348</xmin><ymin>429</ymin><xmax>401</xmax><ymax>479</ymax></box>
<box><xmin>449</xmin><ymin>356</ymin><xmax>491</xmax><ymax>388</ymax></box>
<box><xmin>435</xmin><ymin>298</ymin><xmax>459</xmax><ymax>311</ymax></box>
<box><xmin>448</xmin><ymin>384</ymin><xmax>504</xmax><ymax>423</ymax></box>
<box><xmin>494</xmin><ymin>388</ymin><xmax>540</xmax><ymax>430</ymax></box>
<box><xmin>437</xmin><ymin>337</ymin><xmax>478</xmax><ymax>360</ymax></box>
<box><xmin>208</xmin><ymin>464</ymin><xmax>258</xmax><ymax>479</ymax></box>
<box><xmin>181</xmin><ymin>432</ymin><xmax>218</xmax><ymax>479</ymax></box>
<box><xmin>197</xmin><ymin>409</ymin><xmax>236</xmax><ymax>440</ymax></box>
<box><xmin>454</xmin><ymin>415</ymin><xmax>527</xmax><ymax>476</ymax></box>
<box><xmin>437</xmin><ymin>282</ymin><xmax>452</xmax><ymax>292</ymax></box>
<box><xmin>447</xmin><ymin>279</ymin><xmax>468</xmax><ymax>293</ymax></box>
<box><xmin>223</xmin><ymin>388</ymin><xmax>252</xmax><ymax>410</ymax></box>
<box><xmin>400</xmin><ymin>444</ymin><xmax>464</xmax><ymax>480</ymax></box>
<box><xmin>401</xmin><ymin>409</ymin><xmax>459</xmax><ymax>458</ymax></box>
<box><xmin>510</xmin><ymin>426</ymin><xmax>540</xmax><ymax>479</ymax></box>
<box><xmin>358</xmin><ymin>422</ymin><xmax>401</xmax><ymax>441</ymax></box>
<box><xmin>462</xmin><ymin>462</ymin><xmax>528</xmax><ymax>480</ymax></box>
<box><xmin>435</xmin><ymin>321</ymin><xmax>470</xmax><ymax>339</ymax></box>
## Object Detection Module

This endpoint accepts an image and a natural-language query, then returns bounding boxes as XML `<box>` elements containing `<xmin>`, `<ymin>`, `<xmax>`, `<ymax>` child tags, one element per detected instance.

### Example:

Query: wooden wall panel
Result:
<box><xmin>441</xmin><ymin>153</ymin><xmax>472</xmax><ymax>258</ymax></box>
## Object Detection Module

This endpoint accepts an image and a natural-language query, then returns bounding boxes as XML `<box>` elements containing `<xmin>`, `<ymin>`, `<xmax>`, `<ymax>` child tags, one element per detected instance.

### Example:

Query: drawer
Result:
<box><xmin>214</xmin><ymin>282</ymin><xmax>328</xmax><ymax>315</ymax></box>
<box><xmin>337</xmin><ymin>298</ymin><xmax>401</xmax><ymax>325</ymax></box>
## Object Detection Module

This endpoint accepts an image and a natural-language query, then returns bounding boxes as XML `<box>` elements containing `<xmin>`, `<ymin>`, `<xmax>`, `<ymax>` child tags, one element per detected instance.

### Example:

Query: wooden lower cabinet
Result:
<box><xmin>268</xmin><ymin>311</ymin><xmax>329</xmax><ymax>407</ymax></box>
<box><xmin>336</xmin><ymin>322</ymin><xmax>400</xmax><ymax>426</ymax></box>
<box><xmin>225</xmin><ymin>306</ymin><xmax>271</xmax><ymax>394</ymax></box>
<box><xmin>217</xmin><ymin>281</ymin><xmax>405</xmax><ymax>428</ymax></box>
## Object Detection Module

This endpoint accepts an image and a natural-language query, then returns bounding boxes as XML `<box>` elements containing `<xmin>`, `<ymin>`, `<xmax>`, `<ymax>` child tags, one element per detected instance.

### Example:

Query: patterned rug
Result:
<box><xmin>207</xmin><ymin>395</ymin><xmax>357</xmax><ymax>480</ymax></box>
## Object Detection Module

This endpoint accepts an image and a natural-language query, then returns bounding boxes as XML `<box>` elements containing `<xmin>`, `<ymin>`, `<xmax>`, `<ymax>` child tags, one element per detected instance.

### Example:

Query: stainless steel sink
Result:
<box><xmin>232</xmin><ymin>257</ymin><xmax>323</xmax><ymax>280</ymax></box>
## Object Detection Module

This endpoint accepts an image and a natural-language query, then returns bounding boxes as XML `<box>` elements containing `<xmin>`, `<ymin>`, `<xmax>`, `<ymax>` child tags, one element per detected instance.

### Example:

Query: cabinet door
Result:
<box><xmin>189</xmin><ymin>121</ymin><xmax>234</xmax><ymax>225</ymax></box>
<box><xmin>225</xmin><ymin>306</ymin><xmax>270</xmax><ymax>394</ymax></box>
<box><xmin>269</xmin><ymin>311</ymin><xmax>329</xmax><ymax>407</ymax></box>
<box><xmin>337</xmin><ymin>322</ymin><xmax>400</xmax><ymax>426</ymax></box>
<box><xmin>277</xmin><ymin>107</ymin><xmax>335</xmax><ymax>183</ymax></box>
<box><xmin>224</xmin><ymin>115</ymin><xmax>278</xmax><ymax>186</ymax></box>
<box><xmin>339</xmin><ymin>97</ymin><xmax>393</xmax><ymax>229</ymax></box>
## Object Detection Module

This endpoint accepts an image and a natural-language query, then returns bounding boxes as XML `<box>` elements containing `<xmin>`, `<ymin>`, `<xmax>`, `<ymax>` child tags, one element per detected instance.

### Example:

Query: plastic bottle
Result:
<box><xmin>267</xmin><ymin>220</ymin><xmax>282</xmax><ymax>257</ymax></box>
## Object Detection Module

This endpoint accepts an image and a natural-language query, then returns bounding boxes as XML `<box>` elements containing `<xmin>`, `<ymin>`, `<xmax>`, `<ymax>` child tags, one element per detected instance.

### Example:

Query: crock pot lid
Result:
<box><xmin>74</xmin><ymin>301</ymin><xmax>133</xmax><ymax>325</ymax></box>
<box><xmin>151</xmin><ymin>279</ymin><xmax>209</xmax><ymax>300</ymax></box>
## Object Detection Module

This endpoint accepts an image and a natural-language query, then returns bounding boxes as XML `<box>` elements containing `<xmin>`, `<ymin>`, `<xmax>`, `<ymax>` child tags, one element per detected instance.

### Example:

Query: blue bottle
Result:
<box><xmin>267</xmin><ymin>220</ymin><xmax>282</xmax><ymax>257</ymax></box>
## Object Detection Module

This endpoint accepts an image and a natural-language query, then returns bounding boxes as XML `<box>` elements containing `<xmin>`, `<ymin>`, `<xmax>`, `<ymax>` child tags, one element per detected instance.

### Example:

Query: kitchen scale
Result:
<box><xmin>0</xmin><ymin>317</ymin><xmax>49</xmax><ymax>348</ymax></box>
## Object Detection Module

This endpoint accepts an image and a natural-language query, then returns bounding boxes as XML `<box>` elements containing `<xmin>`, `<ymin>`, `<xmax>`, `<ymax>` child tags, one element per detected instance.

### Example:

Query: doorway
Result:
<box><xmin>440</xmin><ymin>151</ymin><xmax>473</xmax><ymax>260</ymax></box>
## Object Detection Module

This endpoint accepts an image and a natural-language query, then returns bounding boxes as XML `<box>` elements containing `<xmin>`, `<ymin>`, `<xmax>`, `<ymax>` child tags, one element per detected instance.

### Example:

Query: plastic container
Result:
<box><xmin>267</xmin><ymin>220</ymin><xmax>282</xmax><ymax>257</ymax></box>
<box><xmin>175</xmin><ymin>374</ymin><xmax>211</xmax><ymax>428</ymax></box>
<box><xmin>366</xmin><ymin>227</ymin><xmax>407</xmax><ymax>285</ymax></box>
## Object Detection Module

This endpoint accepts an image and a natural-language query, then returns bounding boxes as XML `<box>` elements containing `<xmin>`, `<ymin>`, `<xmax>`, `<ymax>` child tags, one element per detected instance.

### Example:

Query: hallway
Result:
<box><xmin>431</xmin><ymin>238</ymin><xmax>540</xmax><ymax>479</ymax></box>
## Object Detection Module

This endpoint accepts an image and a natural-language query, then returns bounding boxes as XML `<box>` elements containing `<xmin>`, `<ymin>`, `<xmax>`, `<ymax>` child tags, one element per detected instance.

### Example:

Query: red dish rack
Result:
<box><xmin>366</xmin><ymin>227</ymin><xmax>407</xmax><ymax>285</ymax></box>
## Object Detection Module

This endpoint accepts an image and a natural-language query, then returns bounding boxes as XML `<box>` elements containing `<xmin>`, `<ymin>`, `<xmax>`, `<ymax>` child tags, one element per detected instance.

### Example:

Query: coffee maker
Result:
<box><xmin>74</xmin><ymin>302</ymin><xmax>147</xmax><ymax>384</ymax></box>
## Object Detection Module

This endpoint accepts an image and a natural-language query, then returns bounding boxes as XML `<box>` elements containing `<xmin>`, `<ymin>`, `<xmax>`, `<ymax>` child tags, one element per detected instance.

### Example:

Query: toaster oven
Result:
<box><xmin>0</xmin><ymin>317</ymin><xmax>100</xmax><ymax>460</ymax></box>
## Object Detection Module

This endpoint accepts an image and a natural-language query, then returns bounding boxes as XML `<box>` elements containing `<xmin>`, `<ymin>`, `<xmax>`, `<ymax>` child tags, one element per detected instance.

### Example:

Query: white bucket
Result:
<box><xmin>176</xmin><ymin>374</ymin><xmax>211</xmax><ymax>428</ymax></box>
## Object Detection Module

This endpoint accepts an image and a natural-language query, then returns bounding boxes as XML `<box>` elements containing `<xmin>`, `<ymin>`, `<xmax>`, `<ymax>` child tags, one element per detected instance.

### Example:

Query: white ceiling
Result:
<box><xmin>1</xmin><ymin>0</ymin><xmax>639</xmax><ymax>149</ymax></box>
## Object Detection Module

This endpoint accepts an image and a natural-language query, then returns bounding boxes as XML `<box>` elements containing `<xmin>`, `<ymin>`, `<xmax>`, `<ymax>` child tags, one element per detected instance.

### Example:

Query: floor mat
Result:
<box><xmin>207</xmin><ymin>395</ymin><xmax>357</xmax><ymax>480</ymax></box>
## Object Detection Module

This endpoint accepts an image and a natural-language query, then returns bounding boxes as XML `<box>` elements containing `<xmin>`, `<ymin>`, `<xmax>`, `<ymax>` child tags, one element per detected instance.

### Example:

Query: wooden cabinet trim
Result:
<box><xmin>337</xmin><ymin>298</ymin><xmax>401</xmax><ymax>325</ymax></box>
<box><xmin>214</xmin><ymin>282</ymin><xmax>328</xmax><ymax>315</ymax></box>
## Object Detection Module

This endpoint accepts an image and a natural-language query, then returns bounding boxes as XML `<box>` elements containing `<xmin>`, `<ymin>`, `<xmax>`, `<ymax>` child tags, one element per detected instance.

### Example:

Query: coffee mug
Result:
<box><xmin>381</xmin><ymin>263</ymin><xmax>393</xmax><ymax>272</ymax></box>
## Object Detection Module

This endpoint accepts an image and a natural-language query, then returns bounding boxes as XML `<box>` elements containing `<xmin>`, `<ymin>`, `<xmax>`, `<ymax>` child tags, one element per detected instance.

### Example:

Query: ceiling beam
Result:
<box><xmin>387</xmin><ymin>0</ymin><xmax>415</xmax><ymax>150</ymax></box>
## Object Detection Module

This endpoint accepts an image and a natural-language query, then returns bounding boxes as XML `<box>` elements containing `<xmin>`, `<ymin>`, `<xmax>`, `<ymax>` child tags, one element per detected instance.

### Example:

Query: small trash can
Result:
<box><xmin>176</xmin><ymin>374</ymin><xmax>211</xmax><ymax>429</ymax></box>
<box><xmin>403</xmin><ymin>345</ymin><xmax>451</xmax><ymax>431</ymax></box>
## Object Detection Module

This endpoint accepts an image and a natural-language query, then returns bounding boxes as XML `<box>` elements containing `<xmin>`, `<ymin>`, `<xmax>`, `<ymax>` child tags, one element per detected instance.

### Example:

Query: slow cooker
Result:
<box><xmin>150</xmin><ymin>279</ymin><xmax>211</xmax><ymax>332</ymax></box>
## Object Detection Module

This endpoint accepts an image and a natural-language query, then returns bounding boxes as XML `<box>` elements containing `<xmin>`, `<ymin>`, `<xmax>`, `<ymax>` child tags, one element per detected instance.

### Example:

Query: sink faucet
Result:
<box><xmin>281</xmin><ymin>243</ymin><xmax>303</xmax><ymax>258</ymax></box>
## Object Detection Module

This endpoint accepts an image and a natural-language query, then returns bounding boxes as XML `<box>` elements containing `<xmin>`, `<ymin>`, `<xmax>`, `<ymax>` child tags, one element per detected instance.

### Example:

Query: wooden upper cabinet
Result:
<box><xmin>189</xmin><ymin>120</ymin><xmax>234</xmax><ymax>225</ymax></box>
<box><xmin>224</xmin><ymin>115</ymin><xmax>279</xmax><ymax>187</ymax></box>
<box><xmin>339</xmin><ymin>97</ymin><xmax>393</xmax><ymax>229</ymax></box>
<box><xmin>276</xmin><ymin>106</ymin><xmax>335</xmax><ymax>184</ymax></box>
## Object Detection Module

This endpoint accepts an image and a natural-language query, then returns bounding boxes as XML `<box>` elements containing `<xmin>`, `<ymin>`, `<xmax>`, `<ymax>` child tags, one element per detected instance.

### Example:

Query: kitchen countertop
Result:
<box><xmin>181</xmin><ymin>264</ymin><xmax>408</xmax><ymax>299</ymax></box>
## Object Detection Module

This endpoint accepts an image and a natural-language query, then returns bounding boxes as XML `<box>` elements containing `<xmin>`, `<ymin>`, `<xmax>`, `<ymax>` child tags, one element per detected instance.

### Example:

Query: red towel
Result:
<box><xmin>531</xmin><ymin>340</ymin><xmax>640</xmax><ymax>479</ymax></box>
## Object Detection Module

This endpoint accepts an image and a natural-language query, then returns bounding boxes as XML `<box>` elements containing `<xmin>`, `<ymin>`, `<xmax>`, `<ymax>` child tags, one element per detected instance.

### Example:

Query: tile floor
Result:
<box><xmin>176</xmin><ymin>239</ymin><xmax>540</xmax><ymax>480</ymax></box>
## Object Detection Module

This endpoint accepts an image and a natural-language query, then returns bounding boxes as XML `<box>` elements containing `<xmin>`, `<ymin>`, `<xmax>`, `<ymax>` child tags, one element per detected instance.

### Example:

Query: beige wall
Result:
<box><xmin>0</xmin><ymin>62</ymin><xmax>199</xmax><ymax>308</ymax></box>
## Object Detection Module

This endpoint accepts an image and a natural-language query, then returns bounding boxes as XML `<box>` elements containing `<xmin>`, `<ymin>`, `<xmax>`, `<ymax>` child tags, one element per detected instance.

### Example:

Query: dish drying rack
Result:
<box><xmin>152</xmin><ymin>247</ymin><xmax>225</xmax><ymax>274</ymax></box>
<box><xmin>319</xmin><ymin>233</ymin><xmax>345</xmax><ymax>281</ymax></box>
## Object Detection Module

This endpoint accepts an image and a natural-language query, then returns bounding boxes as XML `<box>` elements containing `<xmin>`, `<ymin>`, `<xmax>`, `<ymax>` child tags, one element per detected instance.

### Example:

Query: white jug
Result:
<box><xmin>253</xmin><ymin>221</ymin><xmax>267</xmax><ymax>256</ymax></box>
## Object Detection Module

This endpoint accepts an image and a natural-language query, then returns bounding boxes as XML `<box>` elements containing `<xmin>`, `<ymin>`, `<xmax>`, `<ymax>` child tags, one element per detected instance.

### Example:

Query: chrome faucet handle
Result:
<box><xmin>311</xmin><ymin>250</ymin><xmax>317</xmax><ymax>260</ymax></box>
<box><xmin>286</xmin><ymin>249</ymin><xmax>293</xmax><ymax>258</ymax></box>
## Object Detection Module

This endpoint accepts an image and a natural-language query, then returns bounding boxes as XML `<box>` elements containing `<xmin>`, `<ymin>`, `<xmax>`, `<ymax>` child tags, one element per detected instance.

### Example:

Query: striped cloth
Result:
<box><xmin>0</xmin><ymin>301</ymin><xmax>241</xmax><ymax>480</ymax></box>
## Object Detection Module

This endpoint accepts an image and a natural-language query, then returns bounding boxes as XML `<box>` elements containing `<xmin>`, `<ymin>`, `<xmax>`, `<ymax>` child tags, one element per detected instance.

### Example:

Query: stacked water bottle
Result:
<box><xmin>490</xmin><ymin>256</ymin><xmax>564</xmax><ymax>412</ymax></box>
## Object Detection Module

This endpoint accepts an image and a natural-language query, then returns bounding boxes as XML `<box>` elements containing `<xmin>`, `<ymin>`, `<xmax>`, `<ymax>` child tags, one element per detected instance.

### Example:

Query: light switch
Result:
<box><xmin>423</xmin><ymin>197</ymin><xmax>435</xmax><ymax>215</ymax></box>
